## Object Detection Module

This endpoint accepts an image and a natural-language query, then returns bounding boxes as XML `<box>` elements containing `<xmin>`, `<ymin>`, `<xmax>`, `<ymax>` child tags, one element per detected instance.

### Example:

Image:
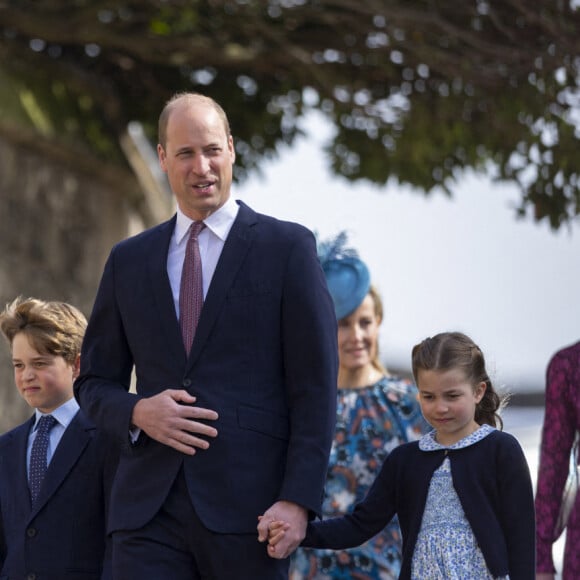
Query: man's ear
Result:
<box><xmin>158</xmin><ymin>144</ymin><xmax>168</xmax><ymax>171</ymax></box>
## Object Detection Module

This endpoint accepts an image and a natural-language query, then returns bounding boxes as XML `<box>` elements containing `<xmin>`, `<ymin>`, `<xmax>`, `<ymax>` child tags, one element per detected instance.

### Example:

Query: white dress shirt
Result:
<box><xmin>167</xmin><ymin>196</ymin><xmax>239</xmax><ymax>320</ymax></box>
<box><xmin>130</xmin><ymin>198</ymin><xmax>239</xmax><ymax>444</ymax></box>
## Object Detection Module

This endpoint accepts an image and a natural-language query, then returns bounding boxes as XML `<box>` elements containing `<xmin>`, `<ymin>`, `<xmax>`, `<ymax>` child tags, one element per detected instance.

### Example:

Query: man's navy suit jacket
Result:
<box><xmin>75</xmin><ymin>201</ymin><xmax>339</xmax><ymax>535</ymax></box>
<box><xmin>0</xmin><ymin>410</ymin><xmax>117</xmax><ymax>580</ymax></box>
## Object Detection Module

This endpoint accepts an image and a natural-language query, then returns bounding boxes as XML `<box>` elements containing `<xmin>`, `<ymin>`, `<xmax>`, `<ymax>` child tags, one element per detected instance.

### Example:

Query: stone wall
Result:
<box><xmin>0</xmin><ymin>135</ymin><xmax>133</xmax><ymax>432</ymax></box>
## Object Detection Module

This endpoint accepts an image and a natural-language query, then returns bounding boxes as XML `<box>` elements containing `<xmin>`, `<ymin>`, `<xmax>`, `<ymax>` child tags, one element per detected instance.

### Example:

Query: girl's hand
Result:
<box><xmin>267</xmin><ymin>520</ymin><xmax>290</xmax><ymax>554</ymax></box>
<box><xmin>257</xmin><ymin>515</ymin><xmax>288</xmax><ymax>545</ymax></box>
<box><xmin>257</xmin><ymin>501</ymin><xmax>306</xmax><ymax>559</ymax></box>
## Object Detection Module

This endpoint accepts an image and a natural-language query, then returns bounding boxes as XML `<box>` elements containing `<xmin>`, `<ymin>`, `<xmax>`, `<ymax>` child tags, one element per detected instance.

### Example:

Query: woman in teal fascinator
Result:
<box><xmin>289</xmin><ymin>232</ymin><xmax>430</xmax><ymax>580</ymax></box>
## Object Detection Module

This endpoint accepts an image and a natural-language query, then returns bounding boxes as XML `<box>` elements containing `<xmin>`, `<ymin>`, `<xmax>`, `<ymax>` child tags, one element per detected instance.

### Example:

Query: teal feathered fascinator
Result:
<box><xmin>316</xmin><ymin>231</ymin><xmax>371</xmax><ymax>320</ymax></box>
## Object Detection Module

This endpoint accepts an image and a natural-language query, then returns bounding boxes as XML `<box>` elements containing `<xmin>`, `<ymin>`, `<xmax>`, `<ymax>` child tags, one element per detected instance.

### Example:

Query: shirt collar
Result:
<box><xmin>34</xmin><ymin>397</ymin><xmax>80</xmax><ymax>430</ymax></box>
<box><xmin>419</xmin><ymin>423</ymin><xmax>495</xmax><ymax>451</ymax></box>
<box><xmin>175</xmin><ymin>196</ymin><xmax>239</xmax><ymax>244</ymax></box>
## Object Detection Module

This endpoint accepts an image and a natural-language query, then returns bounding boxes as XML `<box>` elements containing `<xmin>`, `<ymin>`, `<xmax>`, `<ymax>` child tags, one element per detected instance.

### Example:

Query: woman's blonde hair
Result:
<box><xmin>367</xmin><ymin>285</ymin><xmax>388</xmax><ymax>376</ymax></box>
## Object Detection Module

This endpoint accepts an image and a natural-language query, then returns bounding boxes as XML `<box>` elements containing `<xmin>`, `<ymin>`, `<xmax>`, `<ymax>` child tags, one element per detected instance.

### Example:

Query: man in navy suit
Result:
<box><xmin>74</xmin><ymin>92</ymin><xmax>338</xmax><ymax>579</ymax></box>
<box><xmin>0</xmin><ymin>297</ymin><xmax>116</xmax><ymax>580</ymax></box>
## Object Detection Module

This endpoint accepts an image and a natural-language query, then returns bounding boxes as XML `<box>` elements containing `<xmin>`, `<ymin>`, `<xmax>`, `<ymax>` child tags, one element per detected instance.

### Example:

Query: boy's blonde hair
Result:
<box><xmin>0</xmin><ymin>297</ymin><xmax>87</xmax><ymax>365</ymax></box>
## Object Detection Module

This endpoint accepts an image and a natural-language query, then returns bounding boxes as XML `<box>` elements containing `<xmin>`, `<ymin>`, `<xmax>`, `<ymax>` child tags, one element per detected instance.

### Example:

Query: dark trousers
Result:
<box><xmin>111</xmin><ymin>467</ymin><xmax>288</xmax><ymax>580</ymax></box>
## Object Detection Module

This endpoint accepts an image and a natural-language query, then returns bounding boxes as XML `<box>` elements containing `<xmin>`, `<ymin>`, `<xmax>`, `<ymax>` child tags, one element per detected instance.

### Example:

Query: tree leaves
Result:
<box><xmin>0</xmin><ymin>0</ymin><xmax>579</xmax><ymax>228</ymax></box>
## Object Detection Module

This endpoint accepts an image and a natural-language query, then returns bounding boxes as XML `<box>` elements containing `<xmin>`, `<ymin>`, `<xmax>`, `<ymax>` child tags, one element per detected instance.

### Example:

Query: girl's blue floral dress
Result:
<box><xmin>289</xmin><ymin>375</ymin><xmax>429</xmax><ymax>580</ymax></box>
<box><xmin>411</xmin><ymin>425</ymin><xmax>509</xmax><ymax>580</ymax></box>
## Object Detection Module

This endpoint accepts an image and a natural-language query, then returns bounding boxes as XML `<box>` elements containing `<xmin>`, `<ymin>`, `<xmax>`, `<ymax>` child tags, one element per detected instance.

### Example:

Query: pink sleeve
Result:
<box><xmin>534</xmin><ymin>342</ymin><xmax>580</xmax><ymax>573</ymax></box>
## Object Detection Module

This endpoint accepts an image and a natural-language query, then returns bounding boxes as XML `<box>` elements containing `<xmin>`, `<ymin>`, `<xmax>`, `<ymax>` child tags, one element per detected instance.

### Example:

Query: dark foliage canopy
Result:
<box><xmin>1</xmin><ymin>0</ymin><xmax>579</xmax><ymax>228</ymax></box>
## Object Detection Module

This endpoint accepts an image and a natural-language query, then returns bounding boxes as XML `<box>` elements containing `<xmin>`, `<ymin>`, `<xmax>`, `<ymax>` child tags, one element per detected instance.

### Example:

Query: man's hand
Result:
<box><xmin>131</xmin><ymin>389</ymin><xmax>218</xmax><ymax>455</ymax></box>
<box><xmin>257</xmin><ymin>500</ymin><xmax>307</xmax><ymax>559</ymax></box>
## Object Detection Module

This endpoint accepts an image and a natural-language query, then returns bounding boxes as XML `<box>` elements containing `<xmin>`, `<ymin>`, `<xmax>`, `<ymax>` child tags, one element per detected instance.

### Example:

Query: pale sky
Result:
<box><xmin>235</xmin><ymin>112</ymin><xmax>580</xmax><ymax>394</ymax></box>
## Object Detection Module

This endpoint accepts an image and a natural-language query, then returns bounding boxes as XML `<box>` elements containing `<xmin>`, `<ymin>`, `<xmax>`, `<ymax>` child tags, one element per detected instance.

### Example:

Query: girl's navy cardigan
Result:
<box><xmin>303</xmin><ymin>429</ymin><xmax>535</xmax><ymax>579</ymax></box>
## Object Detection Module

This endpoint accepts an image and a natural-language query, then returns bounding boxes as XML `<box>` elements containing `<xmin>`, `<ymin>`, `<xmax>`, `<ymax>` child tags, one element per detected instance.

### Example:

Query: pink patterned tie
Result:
<box><xmin>179</xmin><ymin>221</ymin><xmax>206</xmax><ymax>353</ymax></box>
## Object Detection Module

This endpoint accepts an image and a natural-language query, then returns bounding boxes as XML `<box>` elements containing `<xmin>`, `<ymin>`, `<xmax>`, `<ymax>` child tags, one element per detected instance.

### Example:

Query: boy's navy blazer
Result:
<box><xmin>0</xmin><ymin>409</ymin><xmax>116</xmax><ymax>580</ymax></box>
<box><xmin>75</xmin><ymin>200</ymin><xmax>339</xmax><ymax>535</ymax></box>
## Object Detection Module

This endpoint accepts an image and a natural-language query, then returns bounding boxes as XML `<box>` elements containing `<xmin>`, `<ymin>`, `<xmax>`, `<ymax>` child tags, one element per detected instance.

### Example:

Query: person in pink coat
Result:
<box><xmin>535</xmin><ymin>341</ymin><xmax>580</xmax><ymax>579</ymax></box>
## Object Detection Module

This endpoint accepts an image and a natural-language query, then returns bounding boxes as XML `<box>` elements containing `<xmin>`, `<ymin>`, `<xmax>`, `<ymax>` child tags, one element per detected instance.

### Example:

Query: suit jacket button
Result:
<box><xmin>183</xmin><ymin>378</ymin><xmax>192</xmax><ymax>387</ymax></box>
<box><xmin>27</xmin><ymin>574</ymin><xmax>37</xmax><ymax>580</ymax></box>
<box><xmin>26</xmin><ymin>527</ymin><xmax>37</xmax><ymax>538</ymax></box>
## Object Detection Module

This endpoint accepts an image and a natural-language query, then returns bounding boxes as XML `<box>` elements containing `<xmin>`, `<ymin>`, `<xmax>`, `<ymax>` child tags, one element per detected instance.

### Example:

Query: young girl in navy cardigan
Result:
<box><xmin>265</xmin><ymin>331</ymin><xmax>535</xmax><ymax>579</ymax></box>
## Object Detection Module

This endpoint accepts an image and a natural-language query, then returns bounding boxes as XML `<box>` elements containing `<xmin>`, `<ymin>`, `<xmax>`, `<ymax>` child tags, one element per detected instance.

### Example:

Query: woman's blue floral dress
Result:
<box><xmin>289</xmin><ymin>376</ymin><xmax>430</xmax><ymax>580</ymax></box>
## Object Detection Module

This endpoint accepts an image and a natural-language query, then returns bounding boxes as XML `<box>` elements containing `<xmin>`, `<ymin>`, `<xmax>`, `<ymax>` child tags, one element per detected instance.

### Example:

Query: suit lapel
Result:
<box><xmin>30</xmin><ymin>411</ymin><xmax>92</xmax><ymax>515</ymax></box>
<box><xmin>186</xmin><ymin>202</ymin><xmax>257</xmax><ymax>373</ymax></box>
<box><xmin>148</xmin><ymin>215</ymin><xmax>188</xmax><ymax>365</ymax></box>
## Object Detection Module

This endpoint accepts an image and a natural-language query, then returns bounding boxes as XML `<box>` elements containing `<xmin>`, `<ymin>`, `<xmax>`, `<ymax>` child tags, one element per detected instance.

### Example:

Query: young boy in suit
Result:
<box><xmin>0</xmin><ymin>296</ymin><xmax>117</xmax><ymax>580</ymax></box>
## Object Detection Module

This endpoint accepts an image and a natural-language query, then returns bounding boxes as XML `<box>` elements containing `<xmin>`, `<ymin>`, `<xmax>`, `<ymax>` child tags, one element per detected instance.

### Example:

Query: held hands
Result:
<box><xmin>257</xmin><ymin>500</ymin><xmax>307</xmax><ymax>559</ymax></box>
<box><xmin>261</xmin><ymin>519</ymin><xmax>290</xmax><ymax>555</ymax></box>
<box><xmin>131</xmin><ymin>389</ymin><xmax>218</xmax><ymax>455</ymax></box>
